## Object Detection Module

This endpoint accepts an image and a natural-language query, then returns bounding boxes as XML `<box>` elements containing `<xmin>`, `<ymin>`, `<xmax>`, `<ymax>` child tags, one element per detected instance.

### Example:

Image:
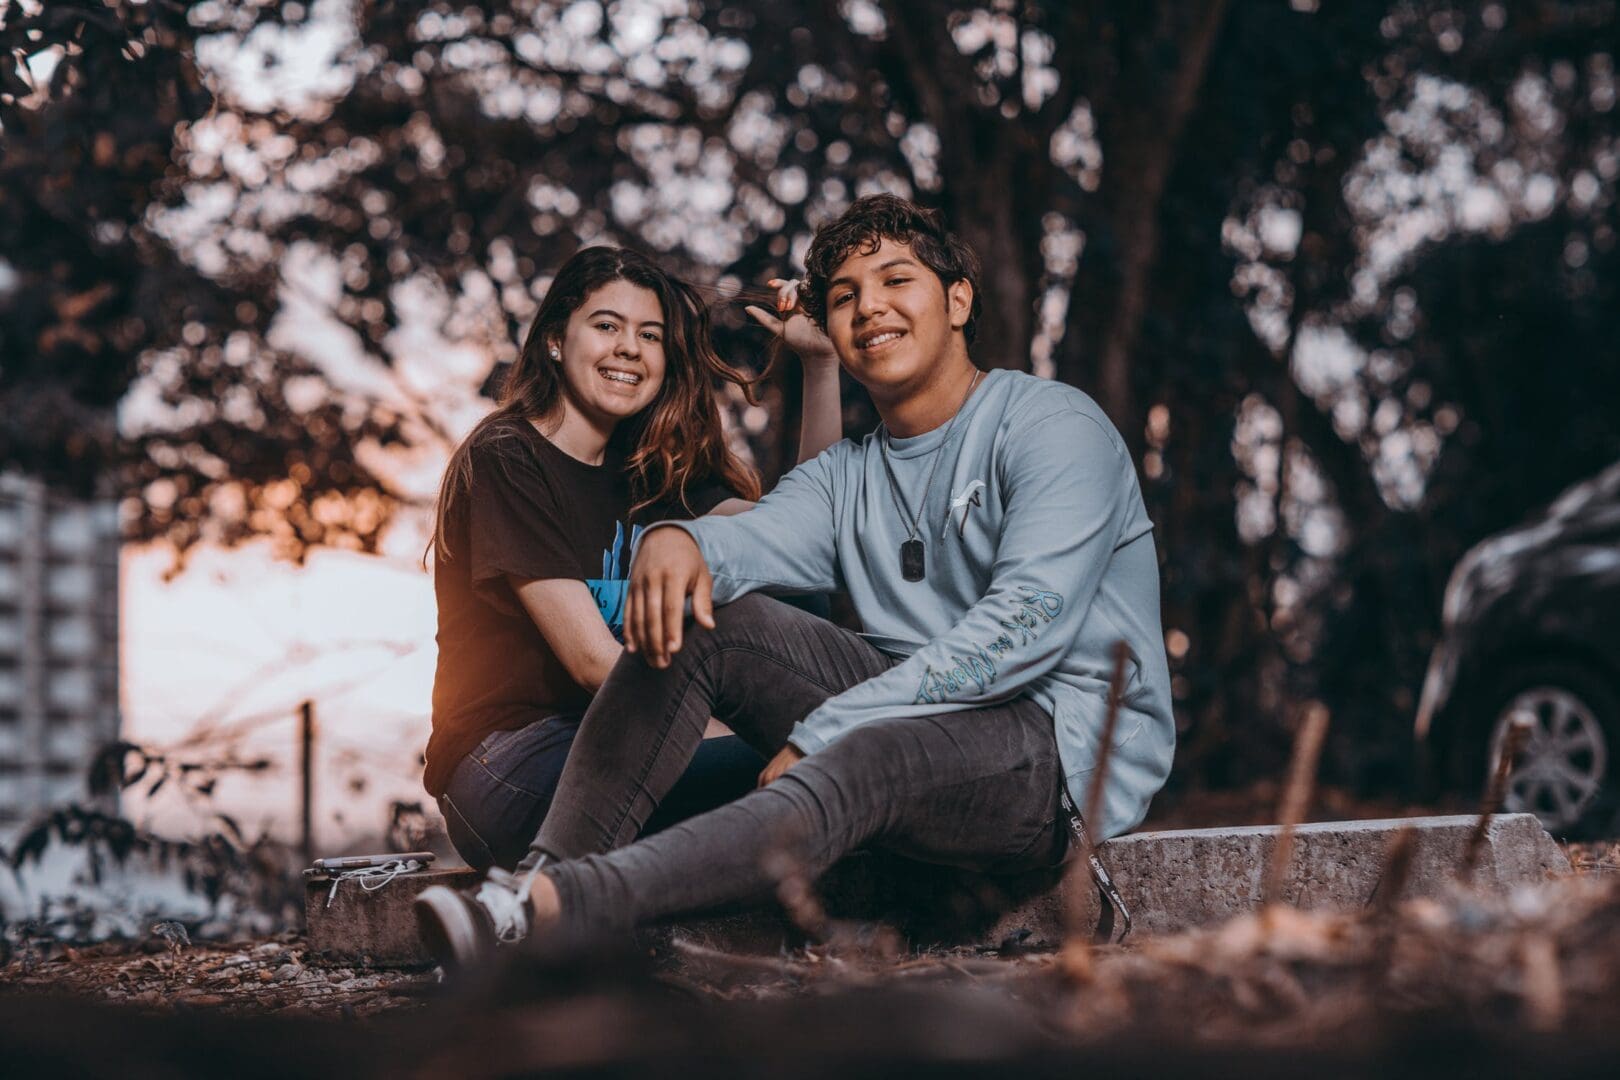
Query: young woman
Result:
<box><xmin>425</xmin><ymin>246</ymin><xmax>838</xmax><ymax>871</ymax></box>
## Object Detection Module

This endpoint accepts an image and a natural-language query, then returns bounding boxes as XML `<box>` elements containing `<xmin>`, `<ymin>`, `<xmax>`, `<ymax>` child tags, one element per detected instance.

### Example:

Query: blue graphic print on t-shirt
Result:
<box><xmin>586</xmin><ymin>520</ymin><xmax>643</xmax><ymax>639</ymax></box>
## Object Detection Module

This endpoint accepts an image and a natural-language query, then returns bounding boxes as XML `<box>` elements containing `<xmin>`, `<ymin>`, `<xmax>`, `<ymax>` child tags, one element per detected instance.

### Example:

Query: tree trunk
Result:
<box><xmin>1058</xmin><ymin>2</ymin><xmax>1232</xmax><ymax>447</ymax></box>
<box><xmin>950</xmin><ymin>155</ymin><xmax>1041</xmax><ymax>371</ymax></box>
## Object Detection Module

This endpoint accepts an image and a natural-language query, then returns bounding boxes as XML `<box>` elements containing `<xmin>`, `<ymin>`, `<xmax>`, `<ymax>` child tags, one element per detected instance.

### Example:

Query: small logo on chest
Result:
<box><xmin>945</xmin><ymin>479</ymin><xmax>987</xmax><ymax>539</ymax></box>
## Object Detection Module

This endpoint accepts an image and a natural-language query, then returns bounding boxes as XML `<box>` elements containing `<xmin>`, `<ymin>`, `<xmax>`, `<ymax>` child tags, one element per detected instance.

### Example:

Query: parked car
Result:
<box><xmin>1415</xmin><ymin>460</ymin><xmax>1620</xmax><ymax>836</ymax></box>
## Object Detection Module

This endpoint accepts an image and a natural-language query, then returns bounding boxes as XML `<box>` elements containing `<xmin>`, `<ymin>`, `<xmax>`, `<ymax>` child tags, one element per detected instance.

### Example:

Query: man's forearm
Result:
<box><xmin>797</xmin><ymin>362</ymin><xmax>843</xmax><ymax>463</ymax></box>
<box><xmin>635</xmin><ymin>460</ymin><xmax>841</xmax><ymax>602</ymax></box>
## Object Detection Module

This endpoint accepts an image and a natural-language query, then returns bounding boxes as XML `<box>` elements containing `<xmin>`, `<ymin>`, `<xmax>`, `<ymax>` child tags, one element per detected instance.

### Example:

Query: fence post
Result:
<box><xmin>299</xmin><ymin>700</ymin><xmax>315</xmax><ymax>866</ymax></box>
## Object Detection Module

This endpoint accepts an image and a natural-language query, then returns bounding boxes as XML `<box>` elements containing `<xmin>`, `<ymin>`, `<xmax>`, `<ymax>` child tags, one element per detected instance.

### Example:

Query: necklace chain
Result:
<box><xmin>878</xmin><ymin>368</ymin><xmax>984</xmax><ymax>544</ymax></box>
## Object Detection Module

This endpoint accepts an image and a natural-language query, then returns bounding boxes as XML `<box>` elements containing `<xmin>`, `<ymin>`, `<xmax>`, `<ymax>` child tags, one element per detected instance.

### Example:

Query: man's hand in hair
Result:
<box><xmin>626</xmin><ymin>527</ymin><xmax>713</xmax><ymax>668</ymax></box>
<box><xmin>743</xmin><ymin>277</ymin><xmax>837</xmax><ymax>371</ymax></box>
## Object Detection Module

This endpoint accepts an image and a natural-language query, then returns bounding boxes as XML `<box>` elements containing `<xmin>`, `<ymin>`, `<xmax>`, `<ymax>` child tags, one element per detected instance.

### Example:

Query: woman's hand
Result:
<box><xmin>745</xmin><ymin>278</ymin><xmax>838</xmax><ymax>372</ymax></box>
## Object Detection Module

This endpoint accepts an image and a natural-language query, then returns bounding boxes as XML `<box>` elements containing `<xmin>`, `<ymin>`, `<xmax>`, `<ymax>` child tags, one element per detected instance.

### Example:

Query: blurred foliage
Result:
<box><xmin>88</xmin><ymin>739</ymin><xmax>275</xmax><ymax>805</ymax></box>
<box><xmin>1</xmin><ymin>0</ymin><xmax>1617</xmax><ymax>792</ymax></box>
<box><xmin>0</xmin><ymin>0</ymin><xmax>403</xmax><ymax>556</ymax></box>
<box><xmin>4</xmin><ymin>802</ymin><xmax>300</xmax><ymax>942</ymax></box>
<box><xmin>0</xmin><ymin>0</ymin><xmax>210</xmax><ymax>483</ymax></box>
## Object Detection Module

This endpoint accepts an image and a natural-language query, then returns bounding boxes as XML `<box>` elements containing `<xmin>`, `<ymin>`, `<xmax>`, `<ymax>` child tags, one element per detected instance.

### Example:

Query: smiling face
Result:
<box><xmin>551</xmin><ymin>279</ymin><xmax>668</xmax><ymax>432</ymax></box>
<box><xmin>822</xmin><ymin>236</ymin><xmax>974</xmax><ymax>401</ymax></box>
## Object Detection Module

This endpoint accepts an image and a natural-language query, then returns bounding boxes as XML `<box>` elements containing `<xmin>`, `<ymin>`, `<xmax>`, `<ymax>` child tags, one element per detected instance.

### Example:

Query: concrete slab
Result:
<box><xmin>657</xmin><ymin>813</ymin><xmax>1571</xmax><ymax>954</ymax></box>
<box><xmin>306</xmin><ymin>815</ymin><xmax>1571</xmax><ymax>966</ymax></box>
<box><xmin>1095</xmin><ymin>816</ymin><xmax>1561</xmax><ymax>932</ymax></box>
<box><xmin>981</xmin><ymin>812</ymin><xmax>1572</xmax><ymax>946</ymax></box>
<box><xmin>306</xmin><ymin>865</ymin><xmax>476</xmax><ymax>968</ymax></box>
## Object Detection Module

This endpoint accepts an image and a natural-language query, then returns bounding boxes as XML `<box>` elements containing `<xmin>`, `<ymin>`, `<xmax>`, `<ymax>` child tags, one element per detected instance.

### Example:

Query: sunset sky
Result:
<box><xmin>120</xmin><ymin>532</ymin><xmax>438</xmax><ymax>848</ymax></box>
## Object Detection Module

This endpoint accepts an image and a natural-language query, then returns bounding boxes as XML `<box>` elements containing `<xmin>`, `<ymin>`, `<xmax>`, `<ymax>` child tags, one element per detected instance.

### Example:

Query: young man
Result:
<box><xmin>417</xmin><ymin>195</ymin><xmax>1174</xmax><ymax>966</ymax></box>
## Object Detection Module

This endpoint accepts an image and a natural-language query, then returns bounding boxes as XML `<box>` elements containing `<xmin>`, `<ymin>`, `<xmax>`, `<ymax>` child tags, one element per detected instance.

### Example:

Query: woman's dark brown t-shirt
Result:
<box><xmin>424</xmin><ymin>417</ymin><xmax>731</xmax><ymax>796</ymax></box>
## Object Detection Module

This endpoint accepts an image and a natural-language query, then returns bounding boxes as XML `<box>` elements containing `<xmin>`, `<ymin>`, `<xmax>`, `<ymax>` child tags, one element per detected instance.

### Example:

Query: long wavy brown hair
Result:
<box><xmin>430</xmin><ymin>246</ymin><xmax>762</xmax><ymax>562</ymax></box>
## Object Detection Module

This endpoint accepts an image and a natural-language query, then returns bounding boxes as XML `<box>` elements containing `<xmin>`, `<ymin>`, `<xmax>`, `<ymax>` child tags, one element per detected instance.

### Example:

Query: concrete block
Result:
<box><xmin>305</xmin><ymin>865</ymin><xmax>477</xmax><ymax>968</ymax></box>
<box><xmin>981</xmin><ymin>812</ymin><xmax>1571</xmax><ymax>946</ymax></box>
<box><xmin>305</xmin><ymin>816</ymin><xmax>1570</xmax><ymax>968</ymax></box>
<box><xmin>657</xmin><ymin>814</ymin><xmax>1570</xmax><ymax>954</ymax></box>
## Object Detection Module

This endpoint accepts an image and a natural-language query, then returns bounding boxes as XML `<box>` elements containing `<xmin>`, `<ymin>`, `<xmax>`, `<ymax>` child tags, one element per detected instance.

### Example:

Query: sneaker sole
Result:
<box><xmin>414</xmin><ymin>885</ymin><xmax>485</xmax><ymax>974</ymax></box>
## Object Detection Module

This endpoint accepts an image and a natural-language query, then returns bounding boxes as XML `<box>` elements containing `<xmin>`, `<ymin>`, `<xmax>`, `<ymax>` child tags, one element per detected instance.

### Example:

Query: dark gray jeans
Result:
<box><xmin>527</xmin><ymin>593</ymin><xmax>1068</xmax><ymax>934</ymax></box>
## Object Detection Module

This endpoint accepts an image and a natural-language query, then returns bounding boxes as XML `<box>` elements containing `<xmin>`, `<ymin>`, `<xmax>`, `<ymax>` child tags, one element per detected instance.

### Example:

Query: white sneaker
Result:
<box><xmin>415</xmin><ymin>867</ymin><xmax>532</xmax><ymax>973</ymax></box>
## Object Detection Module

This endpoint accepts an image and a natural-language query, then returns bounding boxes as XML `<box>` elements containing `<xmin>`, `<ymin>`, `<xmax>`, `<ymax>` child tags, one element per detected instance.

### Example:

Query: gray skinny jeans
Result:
<box><xmin>527</xmin><ymin>593</ymin><xmax>1068</xmax><ymax>934</ymax></box>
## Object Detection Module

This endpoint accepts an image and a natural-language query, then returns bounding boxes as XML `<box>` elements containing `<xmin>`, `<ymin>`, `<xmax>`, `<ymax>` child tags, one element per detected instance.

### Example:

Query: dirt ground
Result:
<box><xmin>3</xmin><ymin>841</ymin><xmax>1618</xmax><ymax>1071</ymax></box>
<box><xmin>0</xmin><ymin>931</ymin><xmax>438</xmax><ymax>1019</ymax></box>
<box><xmin>2</xmin><ymin>841</ymin><xmax>1604</xmax><ymax>1007</ymax></box>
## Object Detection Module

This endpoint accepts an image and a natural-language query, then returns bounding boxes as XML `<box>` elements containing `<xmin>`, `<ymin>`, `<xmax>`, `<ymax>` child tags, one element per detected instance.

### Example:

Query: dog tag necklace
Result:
<box><xmin>878</xmin><ymin>369</ymin><xmax>983</xmax><ymax>582</ymax></box>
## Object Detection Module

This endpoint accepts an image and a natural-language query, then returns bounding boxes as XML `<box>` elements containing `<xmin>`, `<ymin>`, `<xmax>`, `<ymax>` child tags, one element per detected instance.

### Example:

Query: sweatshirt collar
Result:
<box><xmin>882</xmin><ymin>368</ymin><xmax>1001</xmax><ymax>460</ymax></box>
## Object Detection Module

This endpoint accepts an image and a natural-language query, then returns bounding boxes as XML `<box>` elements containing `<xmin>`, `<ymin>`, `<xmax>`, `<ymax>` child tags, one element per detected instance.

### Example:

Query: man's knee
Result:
<box><xmin>790</xmin><ymin>724</ymin><xmax>912</xmax><ymax>806</ymax></box>
<box><xmin>766</xmin><ymin>727</ymin><xmax>917</xmax><ymax>847</ymax></box>
<box><xmin>711</xmin><ymin>591</ymin><xmax>787</xmax><ymax>628</ymax></box>
<box><xmin>681</xmin><ymin>592</ymin><xmax>798</xmax><ymax>653</ymax></box>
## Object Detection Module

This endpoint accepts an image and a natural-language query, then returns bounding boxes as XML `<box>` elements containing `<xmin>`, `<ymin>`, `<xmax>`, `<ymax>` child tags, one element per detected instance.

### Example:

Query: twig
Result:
<box><xmin>761</xmin><ymin>849</ymin><xmax>829</xmax><ymax>943</ymax></box>
<box><xmin>1081</xmin><ymin>641</ymin><xmax>1131</xmax><ymax>858</ymax></box>
<box><xmin>666</xmin><ymin>936</ymin><xmax>811</xmax><ymax>979</ymax></box>
<box><xmin>1459</xmin><ymin>715</ymin><xmax>1532</xmax><ymax>880</ymax></box>
<box><xmin>1059</xmin><ymin>640</ymin><xmax>1129</xmax><ymax>980</ymax></box>
<box><xmin>1262</xmin><ymin>703</ymin><xmax>1330</xmax><ymax>910</ymax></box>
<box><xmin>1367</xmin><ymin>824</ymin><xmax>1418</xmax><ymax>919</ymax></box>
<box><xmin>1366</xmin><ymin>824</ymin><xmax>1418</xmax><ymax>982</ymax></box>
<box><xmin>1518</xmin><ymin>934</ymin><xmax>1564</xmax><ymax>1032</ymax></box>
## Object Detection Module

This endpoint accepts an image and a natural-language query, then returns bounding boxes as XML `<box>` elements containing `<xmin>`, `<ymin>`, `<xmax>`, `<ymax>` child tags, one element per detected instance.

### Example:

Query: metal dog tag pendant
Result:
<box><xmin>900</xmin><ymin>538</ymin><xmax>925</xmax><ymax>581</ymax></box>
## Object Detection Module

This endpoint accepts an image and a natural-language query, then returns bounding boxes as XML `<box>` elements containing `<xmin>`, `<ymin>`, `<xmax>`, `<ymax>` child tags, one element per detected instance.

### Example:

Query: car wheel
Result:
<box><xmin>1483</xmin><ymin>661</ymin><xmax>1619</xmax><ymax>837</ymax></box>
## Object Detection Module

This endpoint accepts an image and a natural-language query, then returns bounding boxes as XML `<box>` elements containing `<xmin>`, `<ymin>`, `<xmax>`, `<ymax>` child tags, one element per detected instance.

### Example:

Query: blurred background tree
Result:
<box><xmin>0</xmin><ymin>0</ymin><xmax>210</xmax><ymax>488</ymax></box>
<box><xmin>2</xmin><ymin>0</ymin><xmax>1615</xmax><ymax>797</ymax></box>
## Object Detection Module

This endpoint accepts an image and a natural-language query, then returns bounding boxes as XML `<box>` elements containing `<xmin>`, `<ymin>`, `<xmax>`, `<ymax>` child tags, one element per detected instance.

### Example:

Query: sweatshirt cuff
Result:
<box><xmin>630</xmin><ymin>519</ymin><xmax>714</xmax><ymax>567</ymax></box>
<box><xmin>786</xmin><ymin>715</ymin><xmax>836</xmax><ymax>756</ymax></box>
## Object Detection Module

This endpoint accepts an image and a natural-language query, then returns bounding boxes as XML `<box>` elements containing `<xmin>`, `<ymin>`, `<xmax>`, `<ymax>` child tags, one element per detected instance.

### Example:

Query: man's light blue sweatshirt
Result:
<box><xmin>654</xmin><ymin>369</ymin><xmax>1174</xmax><ymax>839</ymax></box>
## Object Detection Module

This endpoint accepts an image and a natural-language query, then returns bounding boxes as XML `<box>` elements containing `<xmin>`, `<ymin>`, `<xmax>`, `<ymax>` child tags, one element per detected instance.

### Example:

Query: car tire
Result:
<box><xmin>1465</xmin><ymin>660</ymin><xmax>1620</xmax><ymax>838</ymax></box>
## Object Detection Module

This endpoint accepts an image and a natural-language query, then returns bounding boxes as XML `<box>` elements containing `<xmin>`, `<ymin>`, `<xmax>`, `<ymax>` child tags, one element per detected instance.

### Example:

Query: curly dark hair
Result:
<box><xmin>800</xmin><ymin>194</ymin><xmax>982</xmax><ymax>344</ymax></box>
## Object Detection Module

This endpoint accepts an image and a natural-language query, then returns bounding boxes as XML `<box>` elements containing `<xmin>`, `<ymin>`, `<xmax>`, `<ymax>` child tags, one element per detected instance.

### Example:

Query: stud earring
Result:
<box><xmin>549</xmin><ymin>347</ymin><xmax>560</xmax><ymax>361</ymax></box>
